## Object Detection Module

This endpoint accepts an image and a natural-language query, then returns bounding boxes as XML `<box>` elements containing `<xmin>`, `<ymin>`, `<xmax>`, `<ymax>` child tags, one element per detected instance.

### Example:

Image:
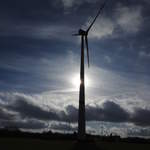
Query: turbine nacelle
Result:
<box><xmin>78</xmin><ymin>29</ymin><xmax>87</xmax><ymax>36</ymax></box>
<box><xmin>72</xmin><ymin>29</ymin><xmax>87</xmax><ymax>36</ymax></box>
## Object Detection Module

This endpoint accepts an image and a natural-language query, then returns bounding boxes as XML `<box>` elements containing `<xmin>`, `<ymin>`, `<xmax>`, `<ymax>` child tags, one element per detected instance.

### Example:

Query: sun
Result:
<box><xmin>71</xmin><ymin>74</ymin><xmax>90</xmax><ymax>89</ymax></box>
<box><xmin>71</xmin><ymin>74</ymin><xmax>81</xmax><ymax>88</ymax></box>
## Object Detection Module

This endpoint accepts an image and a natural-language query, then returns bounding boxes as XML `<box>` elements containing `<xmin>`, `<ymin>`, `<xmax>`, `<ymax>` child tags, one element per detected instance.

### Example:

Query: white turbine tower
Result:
<box><xmin>73</xmin><ymin>0</ymin><xmax>108</xmax><ymax>140</ymax></box>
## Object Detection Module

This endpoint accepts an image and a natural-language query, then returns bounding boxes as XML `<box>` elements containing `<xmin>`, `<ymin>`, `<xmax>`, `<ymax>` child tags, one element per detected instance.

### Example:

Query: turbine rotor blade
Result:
<box><xmin>85</xmin><ymin>35</ymin><xmax>90</xmax><ymax>68</ymax></box>
<box><xmin>86</xmin><ymin>0</ymin><xmax>108</xmax><ymax>33</ymax></box>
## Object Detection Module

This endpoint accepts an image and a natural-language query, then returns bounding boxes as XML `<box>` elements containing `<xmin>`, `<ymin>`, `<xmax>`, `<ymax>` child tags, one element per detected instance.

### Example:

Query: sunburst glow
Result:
<box><xmin>71</xmin><ymin>74</ymin><xmax>90</xmax><ymax>89</ymax></box>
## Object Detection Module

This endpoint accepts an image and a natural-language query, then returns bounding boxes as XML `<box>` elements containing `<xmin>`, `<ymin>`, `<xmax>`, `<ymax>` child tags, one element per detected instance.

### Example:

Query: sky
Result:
<box><xmin>0</xmin><ymin>0</ymin><xmax>150</xmax><ymax>138</ymax></box>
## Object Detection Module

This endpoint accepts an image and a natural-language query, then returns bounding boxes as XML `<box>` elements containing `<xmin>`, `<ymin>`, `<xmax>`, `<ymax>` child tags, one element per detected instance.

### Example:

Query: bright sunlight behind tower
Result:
<box><xmin>71</xmin><ymin>74</ymin><xmax>90</xmax><ymax>89</ymax></box>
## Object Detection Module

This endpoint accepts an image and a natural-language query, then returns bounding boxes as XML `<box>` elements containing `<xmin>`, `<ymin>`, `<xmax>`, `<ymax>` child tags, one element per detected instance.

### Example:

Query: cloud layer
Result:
<box><xmin>1</xmin><ymin>92</ymin><xmax>150</xmax><ymax>132</ymax></box>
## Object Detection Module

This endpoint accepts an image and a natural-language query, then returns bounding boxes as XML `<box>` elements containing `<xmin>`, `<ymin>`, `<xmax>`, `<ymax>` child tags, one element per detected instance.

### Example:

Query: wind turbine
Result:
<box><xmin>73</xmin><ymin>0</ymin><xmax>108</xmax><ymax>140</ymax></box>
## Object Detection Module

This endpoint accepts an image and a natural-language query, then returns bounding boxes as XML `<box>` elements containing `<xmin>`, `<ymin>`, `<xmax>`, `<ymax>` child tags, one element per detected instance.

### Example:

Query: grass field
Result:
<box><xmin>0</xmin><ymin>138</ymin><xmax>150</xmax><ymax>150</ymax></box>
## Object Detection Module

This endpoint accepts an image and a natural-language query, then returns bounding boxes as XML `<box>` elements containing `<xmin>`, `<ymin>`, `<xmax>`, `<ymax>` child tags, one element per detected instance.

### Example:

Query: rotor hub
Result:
<box><xmin>78</xmin><ymin>29</ymin><xmax>87</xmax><ymax>35</ymax></box>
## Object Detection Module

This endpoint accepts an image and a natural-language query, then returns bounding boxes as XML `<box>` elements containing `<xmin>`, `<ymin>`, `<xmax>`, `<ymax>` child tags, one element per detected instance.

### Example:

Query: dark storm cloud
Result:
<box><xmin>64</xmin><ymin>105</ymin><xmax>78</xmax><ymax>122</ymax></box>
<box><xmin>63</xmin><ymin>101</ymin><xmax>129</xmax><ymax>123</ymax></box>
<box><xmin>1</xmin><ymin>119</ymin><xmax>47</xmax><ymax>130</ymax></box>
<box><xmin>86</xmin><ymin>102</ymin><xmax>150</xmax><ymax>127</ymax></box>
<box><xmin>131</xmin><ymin>108</ymin><xmax>150</xmax><ymax>127</ymax></box>
<box><xmin>6</xmin><ymin>97</ymin><xmax>59</xmax><ymax>121</ymax></box>
<box><xmin>86</xmin><ymin>101</ymin><xmax>129</xmax><ymax>122</ymax></box>
<box><xmin>0</xmin><ymin>107</ymin><xmax>14</xmax><ymax>120</ymax></box>
<box><xmin>1</xmin><ymin>92</ymin><xmax>150</xmax><ymax>129</ymax></box>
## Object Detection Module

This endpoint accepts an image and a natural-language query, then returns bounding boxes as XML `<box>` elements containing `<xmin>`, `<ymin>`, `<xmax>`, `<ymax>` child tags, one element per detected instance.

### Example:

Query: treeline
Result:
<box><xmin>0</xmin><ymin>128</ymin><xmax>150</xmax><ymax>144</ymax></box>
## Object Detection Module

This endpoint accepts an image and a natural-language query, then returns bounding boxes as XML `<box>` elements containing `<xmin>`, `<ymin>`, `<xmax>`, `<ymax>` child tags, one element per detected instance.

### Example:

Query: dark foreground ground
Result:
<box><xmin>1</xmin><ymin>138</ymin><xmax>150</xmax><ymax>150</ymax></box>
<box><xmin>0</xmin><ymin>130</ymin><xmax>150</xmax><ymax>150</ymax></box>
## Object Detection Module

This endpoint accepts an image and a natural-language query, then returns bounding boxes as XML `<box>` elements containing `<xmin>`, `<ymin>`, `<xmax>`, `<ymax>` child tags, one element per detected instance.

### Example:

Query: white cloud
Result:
<box><xmin>61</xmin><ymin>0</ymin><xmax>75</xmax><ymax>8</ymax></box>
<box><xmin>84</xmin><ymin>3</ymin><xmax>143</xmax><ymax>40</ymax></box>
<box><xmin>60</xmin><ymin>0</ymin><xmax>100</xmax><ymax>8</ymax></box>
<box><xmin>116</xmin><ymin>4</ymin><xmax>143</xmax><ymax>33</ymax></box>
<box><xmin>85</xmin><ymin>17</ymin><xmax>115</xmax><ymax>39</ymax></box>
<box><xmin>83</xmin><ymin>3</ymin><xmax>143</xmax><ymax>40</ymax></box>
